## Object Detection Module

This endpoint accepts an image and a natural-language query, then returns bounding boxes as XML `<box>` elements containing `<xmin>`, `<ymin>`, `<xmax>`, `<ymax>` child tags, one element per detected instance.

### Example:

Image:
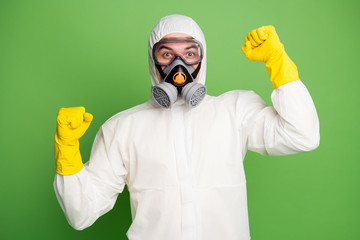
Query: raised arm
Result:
<box><xmin>241</xmin><ymin>26</ymin><xmax>320</xmax><ymax>155</ymax></box>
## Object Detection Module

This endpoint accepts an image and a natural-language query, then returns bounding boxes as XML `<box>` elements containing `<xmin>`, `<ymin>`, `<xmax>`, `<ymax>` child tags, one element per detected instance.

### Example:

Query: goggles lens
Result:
<box><xmin>153</xmin><ymin>39</ymin><xmax>203</xmax><ymax>66</ymax></box>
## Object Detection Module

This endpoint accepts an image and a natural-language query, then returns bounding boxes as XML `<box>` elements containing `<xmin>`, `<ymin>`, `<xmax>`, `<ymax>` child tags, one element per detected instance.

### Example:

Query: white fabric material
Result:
<box><xmin>54</xmin><ymin>15</ymin><xmax>320</xmax><ymax>240</ymax></box>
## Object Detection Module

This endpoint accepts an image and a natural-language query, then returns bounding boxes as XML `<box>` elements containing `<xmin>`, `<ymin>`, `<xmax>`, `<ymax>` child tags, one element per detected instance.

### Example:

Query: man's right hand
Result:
<box><xmin>54</xmin><ymin>107</ymin><xmax>93</xmax><ymax>175</ymax></box>
<box><xmin>56</xmin><ymin>107</ymin><xmax>93</xmax><ymax>146</ymax></box>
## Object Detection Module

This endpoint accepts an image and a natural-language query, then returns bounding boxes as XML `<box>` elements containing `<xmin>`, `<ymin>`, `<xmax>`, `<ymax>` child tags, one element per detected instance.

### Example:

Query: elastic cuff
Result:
<box><xmin>271</xmin><ymin>76</ymin><xmax>299</xmax><ymax>89</ymax></box>
<box><xmin>56</xmin><ymin>162</ymin><xmax>84</xmax><ymax>176</ymax></box>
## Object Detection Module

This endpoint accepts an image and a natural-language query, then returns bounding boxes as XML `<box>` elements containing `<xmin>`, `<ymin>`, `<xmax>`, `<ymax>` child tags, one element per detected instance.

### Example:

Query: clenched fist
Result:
<box><xmin>54</xmin><ymin>107</ymin><xmax>93</xmax><ymax>175</ymax></box>
<box><xmin>241</xmin><ymin>25</ymin><xmax>300</xmax><ymax>89</ymax></box>
<box><xmin>241</xmin><ymin>25</ymin><xmax>284</xmax><ymax>63</ymax></box>
<box><xmin>56</xmin><ymin>107</ymin><xmax>93</xmax><ymax>146</ymax></box>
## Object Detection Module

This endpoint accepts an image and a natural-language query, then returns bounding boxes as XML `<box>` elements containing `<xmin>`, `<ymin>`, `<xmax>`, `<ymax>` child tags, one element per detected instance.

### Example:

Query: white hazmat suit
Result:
<box><xmin>54</xmin><ymin>15</ymin><xmax>320</xmax><ymax>240</ymax></box>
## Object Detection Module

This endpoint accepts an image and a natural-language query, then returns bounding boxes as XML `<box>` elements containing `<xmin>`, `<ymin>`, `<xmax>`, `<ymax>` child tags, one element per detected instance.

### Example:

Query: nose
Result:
<box><xmin>161</xmin><ymin>56</ymin><xmax>183</xmax><ymax>70</ymax></box>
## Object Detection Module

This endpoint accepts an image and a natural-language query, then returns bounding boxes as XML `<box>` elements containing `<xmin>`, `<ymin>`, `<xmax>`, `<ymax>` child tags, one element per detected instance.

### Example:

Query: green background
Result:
<box><xmin>1</xmin><ymin>0</ymin><xmax>359</xmax><ymax>239</ymax></box>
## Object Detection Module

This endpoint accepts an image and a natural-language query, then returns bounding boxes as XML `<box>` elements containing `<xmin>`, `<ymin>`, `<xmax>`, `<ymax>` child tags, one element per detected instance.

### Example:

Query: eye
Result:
<box><xmin>162</xmin><ymin>52</ymin><xmax>173</xmax><ymax>58</ymax></box>
<box><xmin>186</xmin><ymin>52</ymin><xmax>195</xmax><ymax>57</ymax></box>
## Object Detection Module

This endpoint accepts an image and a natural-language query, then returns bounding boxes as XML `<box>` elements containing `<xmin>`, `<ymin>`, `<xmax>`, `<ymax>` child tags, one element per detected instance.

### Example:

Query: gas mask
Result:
<box><xmin>151</xmin><ymin>38</ymin><xmax>207</xmax><ymax>108</ymax></box>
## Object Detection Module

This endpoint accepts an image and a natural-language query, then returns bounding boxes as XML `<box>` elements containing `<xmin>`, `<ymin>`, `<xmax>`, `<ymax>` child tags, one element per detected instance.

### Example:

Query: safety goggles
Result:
<box><xmin>153</xmin><ymin>38</ymin><xmax>203</xmax><ymax>66</ymax></box>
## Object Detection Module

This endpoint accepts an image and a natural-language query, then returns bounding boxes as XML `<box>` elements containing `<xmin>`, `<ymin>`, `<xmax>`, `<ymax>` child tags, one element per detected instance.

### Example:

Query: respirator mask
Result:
<box><xmin>151</xmin><ymin>38</ymin><xmax>207</xmax><ymax>108</ymax></box>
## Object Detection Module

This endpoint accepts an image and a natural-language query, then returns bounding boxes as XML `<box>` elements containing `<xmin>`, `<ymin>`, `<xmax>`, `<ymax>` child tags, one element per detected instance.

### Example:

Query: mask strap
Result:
<box><xmin>191</xmin><ymin>62</ymin><xmax>202</xmax><ymax>79</ymax></box>
<box><xmin>155</xmin><ymin>64</ymin><xmax>166</xmax><ymax>80</ymax></box>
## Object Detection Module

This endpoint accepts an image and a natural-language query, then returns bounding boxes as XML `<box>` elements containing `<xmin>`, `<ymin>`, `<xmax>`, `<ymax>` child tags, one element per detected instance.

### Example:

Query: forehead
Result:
<box><xmin>156</xmin><ymin>34</ymin><xmax>200</xmax><ymax>51</ymax></box>
<box><xmin>156</xmin><ymin>41</ymin><xmax>198</xmax><ymax>50</ymax></box>
<box><xmin>161</xmin><ymin>33</ymin><xmax>193</xmax><ymax>41</ymax></box>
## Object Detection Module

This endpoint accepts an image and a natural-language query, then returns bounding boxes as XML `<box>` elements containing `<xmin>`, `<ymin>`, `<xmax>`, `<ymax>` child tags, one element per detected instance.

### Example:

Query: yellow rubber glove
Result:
<box><xmin>54</xmin><ymin>107</ymin><xmax>93</xmax><ymax>175</ymax></box>
<box><xmin>241</xmin><ymin>25</ymin><xmax>300</xmax><ymax>89</ymax></box>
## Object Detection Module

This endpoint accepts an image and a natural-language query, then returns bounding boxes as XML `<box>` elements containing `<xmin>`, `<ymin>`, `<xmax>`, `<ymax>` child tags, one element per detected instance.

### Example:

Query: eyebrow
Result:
<box><xmin>158</xmin><ymin>46</ymin><xmax>172</xmax><ymax>51</ymax></box>
<box><xmin>185</xmin><ymin>45</ymin><xmax>197</xmax><ymax>50</ymax></box>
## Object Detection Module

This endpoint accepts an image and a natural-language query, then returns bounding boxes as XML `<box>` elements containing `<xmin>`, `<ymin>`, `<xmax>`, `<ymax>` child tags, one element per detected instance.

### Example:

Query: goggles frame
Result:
<box><xmin>152</xmin><ymin>38</ymin><xmax>204</xmax><ymax>66</ymax></box>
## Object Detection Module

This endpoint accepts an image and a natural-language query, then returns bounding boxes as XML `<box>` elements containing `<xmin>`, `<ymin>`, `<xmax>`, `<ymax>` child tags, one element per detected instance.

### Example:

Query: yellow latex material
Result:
<box><xmin>241</xmin><ymin>25</ymin><xmax>300</xmax><ymax>89</ymax></box>
<box><xmin>54</xmin><ymin>107</ymin><xmax>93</xmax><ymax>175</ymax></box>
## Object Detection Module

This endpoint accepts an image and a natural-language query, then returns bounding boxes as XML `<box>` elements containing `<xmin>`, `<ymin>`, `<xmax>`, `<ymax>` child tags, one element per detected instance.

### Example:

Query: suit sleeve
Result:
<box><xmin>53</xmin><ymin>125</ymin><xmax>128</xmax><ymax>230</ymax></box>
<box><xmin>244</xmin><ymin>80</ymin><xmax>320</xmax><ymax>156</ymax></box>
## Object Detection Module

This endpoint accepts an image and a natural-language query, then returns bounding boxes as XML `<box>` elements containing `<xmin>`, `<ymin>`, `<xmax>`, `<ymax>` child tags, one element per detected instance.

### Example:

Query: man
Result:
<box><xmin>54</xmin><ymin>15</ymin><xmax>319</xmax><ymax>240</ymax></box>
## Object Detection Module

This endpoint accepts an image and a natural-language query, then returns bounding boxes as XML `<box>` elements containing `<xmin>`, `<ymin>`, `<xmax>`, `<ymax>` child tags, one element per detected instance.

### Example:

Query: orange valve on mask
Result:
<box><xmin>173</xmin><ymin>72</ymin><xmax>187</xmax><ymax>85</ymax></box>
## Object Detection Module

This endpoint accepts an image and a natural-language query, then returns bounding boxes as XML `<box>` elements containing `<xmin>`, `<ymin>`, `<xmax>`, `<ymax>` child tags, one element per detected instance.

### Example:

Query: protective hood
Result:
<box><xmin>148</xmin><ymin>15</ymin><xmax>207</xmax><ymax>86</ymax></box>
